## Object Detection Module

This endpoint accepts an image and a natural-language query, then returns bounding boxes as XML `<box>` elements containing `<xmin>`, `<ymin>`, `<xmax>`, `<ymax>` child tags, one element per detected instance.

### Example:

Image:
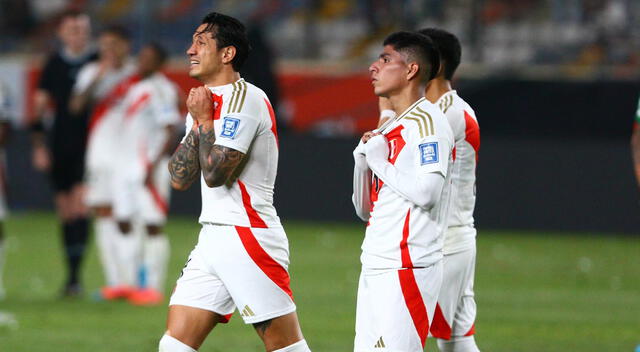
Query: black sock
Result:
<box><xmin>63</xmin><ymin>218</ymin><xmax>89</xmax><ymax>287</ymax></box>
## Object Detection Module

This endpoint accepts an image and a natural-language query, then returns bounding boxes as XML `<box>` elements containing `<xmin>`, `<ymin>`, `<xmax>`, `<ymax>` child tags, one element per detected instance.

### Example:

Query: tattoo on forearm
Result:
<box><xmin>252</xmin><ymin>319</ymin><xmax>273</xmax><ymax>335</ymax></box>
<box><xmin>168</xmin><ymin>128</ymin><xmax>200</xmax><ymax>188</ymax></box>
<box><xmin>199</xmin><ymin>125</ymin><xmax>244</xmax><ymax>187</ymax></box>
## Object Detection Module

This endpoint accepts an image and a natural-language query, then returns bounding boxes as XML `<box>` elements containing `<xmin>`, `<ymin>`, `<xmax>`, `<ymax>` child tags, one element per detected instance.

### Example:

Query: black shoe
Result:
<box><xmin>61</xmin><ymin>283</ymin><xmax>83</xmax><ymax>298</ymax></box>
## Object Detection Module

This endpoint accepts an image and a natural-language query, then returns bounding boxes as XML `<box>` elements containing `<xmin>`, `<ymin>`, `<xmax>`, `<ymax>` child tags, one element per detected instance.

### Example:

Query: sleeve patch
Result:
<box><xmin>220</xmin><ymin>117</ymin><xmax>240</xmax><ymax>139</ymax></box>
<box><xmin>419</xmin><ymin>142</ymin><xmax>439</xmax><ymax>165</ymax></box>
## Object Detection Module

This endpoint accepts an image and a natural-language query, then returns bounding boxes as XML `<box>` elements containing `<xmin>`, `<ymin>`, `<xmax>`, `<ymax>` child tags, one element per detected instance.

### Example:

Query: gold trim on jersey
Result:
<box><xmin>400</xmin><ymin>106</ymin><xmax>435</xmax><ymax>139</ymax></box>
<box><xmin>404</xmin><ymin>116</ymin><xmax>425</xmax><ymax>137</ymax></box>
<box><xmin>226</xmin><ymin>82</ymin><xmax>238</xmax><ymax>114</ymax></box>
<box><xmin>415</xmin><ymin>106</ymin><xmax>435</xmax><ymax>135</ymax></box>
<box><xmin>226</xmin><ymin>80</ymin><xmax>248</xmax><ymax>114</ymax></box>
<box><xmin>236</xmin><ymin>80</ymin><xmax>248</xmax><ymax>113</ymax></box>
<box><xmin>380</xmin><ymin>97</ymin><xmax>426</xmax><ymax>135</ymax></box>
<box><xmin>438</xmin><ymin>94</ymin><xmax>453</xmax><ymax>114</ymax></box>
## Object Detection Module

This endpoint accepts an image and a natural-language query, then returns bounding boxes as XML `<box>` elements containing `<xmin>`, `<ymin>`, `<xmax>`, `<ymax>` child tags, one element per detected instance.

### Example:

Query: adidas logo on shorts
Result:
<box><xmin>374</xmin><ymin>336</ymin><xmax>385</xmax><ymax>348</ymax></box>
<box><xmin>240</xmin><ymin>305</ymin><xmax>255</xmax><ymax>317</ymax></box>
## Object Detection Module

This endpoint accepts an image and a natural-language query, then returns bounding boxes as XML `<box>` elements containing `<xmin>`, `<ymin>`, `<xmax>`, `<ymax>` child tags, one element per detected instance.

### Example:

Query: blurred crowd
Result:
<box><xmin>0</xmin><ymin>0</ymin><xmax>638</xmax><ymax>79</ymax></box>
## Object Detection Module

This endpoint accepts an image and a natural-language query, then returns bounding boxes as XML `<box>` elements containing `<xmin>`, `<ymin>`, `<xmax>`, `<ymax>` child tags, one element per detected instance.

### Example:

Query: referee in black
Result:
<box><xmin>30</xmin><ymin>10</ymin><xmax>97</xmax><ymax>297</ymax></box>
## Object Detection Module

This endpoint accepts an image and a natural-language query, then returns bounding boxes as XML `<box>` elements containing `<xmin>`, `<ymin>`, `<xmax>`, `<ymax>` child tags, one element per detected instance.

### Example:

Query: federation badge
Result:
<box><xmin>220</xmin><ymin>117</ymin><xmax>240</xmax><ymax>139</ymax></box>
<box><xmin>419</xmin><ymin>142</ymin><xmax>439</xmax><ymax>165</ymax></box>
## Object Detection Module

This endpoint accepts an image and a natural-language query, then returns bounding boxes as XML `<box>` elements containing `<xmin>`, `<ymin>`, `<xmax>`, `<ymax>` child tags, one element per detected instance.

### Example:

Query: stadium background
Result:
<box><xmin>0</xmin><ymin>0</ymin><xmax>639</xmax><ymax>351</ymax></box>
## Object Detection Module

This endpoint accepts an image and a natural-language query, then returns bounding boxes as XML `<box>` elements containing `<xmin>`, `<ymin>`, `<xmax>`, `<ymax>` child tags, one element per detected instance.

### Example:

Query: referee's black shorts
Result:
<box><xmin>49</xmin><ymin>135</ymin><xmax>86</xmax><ymax>193</ymax></box>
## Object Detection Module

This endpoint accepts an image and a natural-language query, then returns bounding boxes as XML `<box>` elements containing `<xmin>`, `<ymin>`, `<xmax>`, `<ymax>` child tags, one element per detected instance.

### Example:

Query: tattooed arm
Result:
<box><xmin>168</xmin><ymin>125</ymin><xmax>201</xmax><ymax>190</ymax></box>
<box><xmin>198</xmin><ymin>124</ymin><xmax>245</xmax><ymax>188</ymax></box>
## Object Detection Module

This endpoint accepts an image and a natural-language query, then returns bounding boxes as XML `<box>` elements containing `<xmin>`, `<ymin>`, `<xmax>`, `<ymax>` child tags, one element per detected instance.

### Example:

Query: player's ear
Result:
<box><xmin>406</xmin><ymin>62</ymin><xmax>420</xmax><ymax>81</ymax></box>
<box><xmin>221</xmin><ymin>46</ymin><xmax>237</xmax><ymax>65</ymax></box>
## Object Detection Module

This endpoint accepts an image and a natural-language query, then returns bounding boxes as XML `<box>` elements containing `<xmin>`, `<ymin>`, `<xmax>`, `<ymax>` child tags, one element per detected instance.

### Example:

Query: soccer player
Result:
<box><xmin>30</xmin><ymin>10</ymin><xmax>97</xmax><ymax>296</ymax></box>
<box><xmin>111</xmin><ymin>43</ymin><xmax>180</xmax><ymax>305</ymax></box>
<box><xmin>69</xmin><ymin>25</ymin><xmax>137</xmax><ymax>298</ymax></box>
<box><xmin>0</xmin><ymin>80</ymin><xmax>11</xmax><ymax>299</ymax></box>
<box><xmin>630</xmin><ymin>95</ymin><xmax>640</xmax><ymax>188</ymax></box>
<box><xmin>418</xmin><ymin>28</ymin><xmax>481</xmax><ymax>352</ymax></box>
<box><xmin>159</xmin><ymin>13</ymin><xmax>310</xmax><ymax>352</ymax></box>
<box><xmin>352</xmin><ymin>31</ymin><xmax>454</xmax><ymax>351</ymax></box>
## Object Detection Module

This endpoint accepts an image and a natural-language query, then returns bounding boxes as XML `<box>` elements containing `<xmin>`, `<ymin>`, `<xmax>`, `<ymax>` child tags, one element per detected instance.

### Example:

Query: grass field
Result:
<box><xmin>0</xmin><ymin>212</ymin><xmax>638</xmax><ymax>351</ymax></box>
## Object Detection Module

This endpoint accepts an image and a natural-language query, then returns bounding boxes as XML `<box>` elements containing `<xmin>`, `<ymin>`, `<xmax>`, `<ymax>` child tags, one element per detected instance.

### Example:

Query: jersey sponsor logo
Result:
<box><xmin>419</xmin><ymin>142</ymin><xmax>439</xmax><ymax>165</ymax></box>
<box><xmin>220</xmin><ymin>117</ymin><xmax>240</xmax><ymax>139</ymax></box>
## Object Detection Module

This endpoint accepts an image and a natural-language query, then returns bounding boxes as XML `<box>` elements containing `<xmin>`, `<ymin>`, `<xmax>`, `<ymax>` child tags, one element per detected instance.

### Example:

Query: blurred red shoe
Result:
<box><xmin>101</xmin><ymin>286</ymin><xmax>135</xmax><ymax>300</ymax></box>
<box><xmin>128</xmin><ymin>288</ymin><xmax>164</xmax><ymax>306</ymax></box>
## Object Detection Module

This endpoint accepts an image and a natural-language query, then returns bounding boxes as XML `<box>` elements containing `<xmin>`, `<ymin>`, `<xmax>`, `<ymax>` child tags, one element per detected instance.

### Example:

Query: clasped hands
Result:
<box><xmin>353</xmin><ymin>130</ymin><xmax>389</xmax><ymax>169</ymax></box>
<box><xmin>187</xmin><ymin>86</ymin><xmax>216</xmax><ymax>131</ymax></box>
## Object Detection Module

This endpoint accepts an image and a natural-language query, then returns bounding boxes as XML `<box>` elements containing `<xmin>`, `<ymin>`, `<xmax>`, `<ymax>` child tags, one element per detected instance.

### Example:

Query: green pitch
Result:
<box><xmin>0</xmin><ymin>212</ymin><xmax>638</xmax><ymax>351</ymax></box>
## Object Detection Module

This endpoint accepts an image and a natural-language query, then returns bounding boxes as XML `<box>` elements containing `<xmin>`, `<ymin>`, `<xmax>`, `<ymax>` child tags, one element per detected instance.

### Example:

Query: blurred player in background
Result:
<box><xmin>418</xmin><ymin>28</ymin><xmax>481</xmax><ymax>352</ymax></box>
<box><xmin>160</xmin><ymin>12</ymin><xmax>311</xmax><ymax>352</ymax></box>
<box><xmin>30</xmin><ymin>10</ymin><xmax>97</xmax><ymax>297</ymax></box>
<box><xmin>69</xmin><ymin>25</ymin><xmax>137</xmax><ymax>298</ymax></box>
<box><xmin>352</xmin><ymin>32</ymin><xmax>453</xmax><ymax>351</ymax></box>
<box><xmin>111</xmin><ymin>43</ymin><xmax>180</xmax><ymax>306</ymax></box>
<box><xmin>630</xmin><ymin>95</ymin><xmax>640</xmax><ymax>188</ymax></box>
<box><xmin>0</xmin><ymin>81</ymin><xmax>11</xmax><ymax>299</ymax></box>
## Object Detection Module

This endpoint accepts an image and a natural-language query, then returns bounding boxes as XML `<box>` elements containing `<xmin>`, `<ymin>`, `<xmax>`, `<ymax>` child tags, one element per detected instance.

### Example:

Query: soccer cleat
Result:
<box><xmin>100</xmin><ymin>285</ymin><xmax>135</xmax><ymax>300</ymax></box>
<box><xmin>61</xmin><ymin>283</ymin><xmax>83</xmax><ymax>298</ymax></box>
<box><xmin>127</xmin><ymin>288</ymin><xmax>164</xmax><ymax>306</ymax></box>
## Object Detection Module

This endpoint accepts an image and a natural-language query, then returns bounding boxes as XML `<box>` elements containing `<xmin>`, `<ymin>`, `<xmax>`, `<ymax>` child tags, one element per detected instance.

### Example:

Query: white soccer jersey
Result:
<box><xmin>436</xmin><ymin>91</ymin><xmax>480</xmax><ymax>255</ymax></box>
<box><xmin>74</xmin><ymin>60</ymin><xmax>137</xmax><ymax>101</ymax></box>
<box><xmin>116</xmin><ymin>72</ymin><xmax>181</xmax><ymax>180</ymax></box>
<box><xmin>362</xmin><ymin>97</ymin><xmax>454</xmax><ymax>269</ymax></box>
<box><xmin>181</xmin><ymin>78</ymin><xmax>281</xmax><ymax>228</ymax></box>
<box><xmin>75</xmin><ymin>60</ymin><xmax>137</xmax><ymax>162</ymax></box>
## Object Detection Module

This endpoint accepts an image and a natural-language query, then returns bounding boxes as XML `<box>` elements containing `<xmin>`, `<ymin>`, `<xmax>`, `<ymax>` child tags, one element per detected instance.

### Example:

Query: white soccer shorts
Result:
<box><xmin>354</xmin><ymin>262</ymin><xmax>443</xmax><ymax>352</ymax></box>
<box><xmin>169</xmin><ymin>224</ymin><xmax>296</xmax><ymax>324</ymax></box>
<box><xmin>430</xmin><ymin>245</ymin><xmax>477</xmax><ymax>340</ymax></box>
<box><xmin>113</xmin><ymin>159</ymin><xmax>171</xmax><ymax>225</ymax></box>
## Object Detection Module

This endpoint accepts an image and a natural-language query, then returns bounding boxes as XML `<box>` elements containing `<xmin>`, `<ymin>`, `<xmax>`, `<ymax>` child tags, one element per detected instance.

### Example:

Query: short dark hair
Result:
<box><xmin>56</xmin><ymin>9</ymin><xmax>89</xmax><ymax>26</ymax></box>
<box><xmin>145</xmin><ymin>42</ymin><xmax>168</xmax><ymax>65</ymax></box>
<box><xmin>101</xmin><ymin>24</ymin><xmax>131</xmax><ymax>41</ymax></box>
<box><xmin>383</xmin><ymin>31</ymin><xmax>440</xmax><ymax>83</ymax></box>
<box><xmin>417</xmin><ymin>28</ymin><xmax>461</xmax><ymax>80</ymax></box>
<box><xmin>199</xmin><ymin>12</ymin><xmax>251</xmax><ymax>72</ymax></box>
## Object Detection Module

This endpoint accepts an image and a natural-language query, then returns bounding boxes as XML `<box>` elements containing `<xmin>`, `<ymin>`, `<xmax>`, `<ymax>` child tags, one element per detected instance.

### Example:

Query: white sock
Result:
<box><xmin>437</xmin><ymin>335</ymin><xmax>480</xmax><ymax>352</ymax></box>
<box><xmin>273</xmin><ymin>339</ymin><xmax>311</xmax><ymax>352</ymax></box>
<box><xmin>144</xmin><ymin>234</ymin><xmax>169</xmax><ymax>292</ymax></box>
<box><xmin>158</xmin><ymin>334</ymin><xmax>196</xmax><ymax>352</ymax></box>
<box><xmin>95</xmin><ymin>217</ymin><xmax>119</xmax><ymax>286</ymax></box>
<box><xmin>114</xmin><ymin>220</ymin><xmax>143</xmax><ymax>287</ymax></box>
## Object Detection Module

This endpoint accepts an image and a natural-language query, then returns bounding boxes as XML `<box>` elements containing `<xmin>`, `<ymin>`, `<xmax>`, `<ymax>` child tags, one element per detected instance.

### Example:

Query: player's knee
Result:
<box><xmin>147</xmin><ymin>224</ymin><xmax>162</xmax><ymax>235</ymax></box>
<box><xmin>437</xmin><ymin>335</ymin><xmax>479</xmax><ymax>352</ymax></box>
<box><xmin>158</xmin><ymin>334</ymin><xmax>197</xmax><ymax>352</ymax></box>
<box><xmin>118</xmin><ymin>221</ymin><xmax>132</xmax><ymax>234</ymax></box>
<box><xmin>272</xmin><ymin>339</ymin><xmax>311</xmax><ymax>352</ymax></box>
<box><xmin>93</xmin><ymin>206</ymin><xmax>112</xmax><ymax>218</ymax></box>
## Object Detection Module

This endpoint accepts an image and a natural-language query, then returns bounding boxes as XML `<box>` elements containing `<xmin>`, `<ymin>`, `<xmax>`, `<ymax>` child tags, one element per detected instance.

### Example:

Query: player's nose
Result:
<box><xmin>186</xmin><ymin>43</ymin><xmax>196</xmax><ymax>56</ymax></box>
<box><xmin>369</xmin><ymin>62</ymin><xmax>378</xmax><ymax>75</ymax></box>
